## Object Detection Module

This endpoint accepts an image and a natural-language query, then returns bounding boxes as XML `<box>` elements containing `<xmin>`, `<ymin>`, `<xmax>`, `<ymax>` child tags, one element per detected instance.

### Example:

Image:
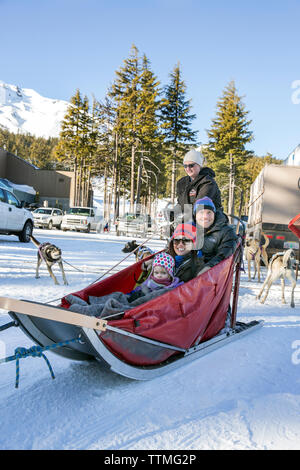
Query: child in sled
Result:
<box><xmin>66</xmin><ymin>252</ymin><xmax>183</xmax><ymax>318</ymax></box>
<box><xmin>127</xmin><ymin>252</ymin><xmax>183</xmax><ymax>302</ymax></box>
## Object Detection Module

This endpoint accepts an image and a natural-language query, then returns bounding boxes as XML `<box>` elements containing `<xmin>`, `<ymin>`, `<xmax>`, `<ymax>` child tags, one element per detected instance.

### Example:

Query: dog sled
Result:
<box><xmin>0</xmin><ymin>241</ymin><xmax>263</xmax><ymax>384</ymax></box>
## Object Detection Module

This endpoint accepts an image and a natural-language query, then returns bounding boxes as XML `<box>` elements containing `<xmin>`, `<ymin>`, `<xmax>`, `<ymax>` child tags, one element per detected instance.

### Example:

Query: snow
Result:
<box><xmin>0</xmin><ymin>81</ymin><xmax>69</xmax><ymax>138</ymax></box>
<box><xmin>0</xmin><ymin>228</ymin><xmax>299</xmax><ymax>450</ymax></box>
<box><xmin>0</xmin><ymin>178</ymin><xmax>36</xmax><ymax>195</ymax></box>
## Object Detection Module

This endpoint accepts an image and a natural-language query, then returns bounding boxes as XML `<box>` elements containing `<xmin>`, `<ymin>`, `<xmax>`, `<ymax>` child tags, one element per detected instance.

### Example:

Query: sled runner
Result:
<box><xmin>0</xmin><ymin>241</ymin><xmax>263</xmax><ymax>382</ymax></box>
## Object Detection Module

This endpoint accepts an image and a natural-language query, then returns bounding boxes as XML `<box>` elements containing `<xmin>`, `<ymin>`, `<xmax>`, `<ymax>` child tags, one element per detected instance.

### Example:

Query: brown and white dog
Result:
<box><xmin>30</xmin><ymin>235</ymin><xmax>68</xmax><ymax>285</ymax></box>
<box><xmin>244</xmin><ymin>232</ymin><xmax>269</xmax><ymax>282</ymax></box>
<box><xmin>256</xmin><ymin>249</ymin><xmax>297</xmax><ymax>307</ymax></box>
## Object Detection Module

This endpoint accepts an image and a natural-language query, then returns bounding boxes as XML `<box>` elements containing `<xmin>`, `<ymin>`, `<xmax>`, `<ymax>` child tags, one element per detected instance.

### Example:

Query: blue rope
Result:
<box><xmin>0</xmin><ymin>337</ymin><xmax>80</xmax><ymax>388</ymax></box>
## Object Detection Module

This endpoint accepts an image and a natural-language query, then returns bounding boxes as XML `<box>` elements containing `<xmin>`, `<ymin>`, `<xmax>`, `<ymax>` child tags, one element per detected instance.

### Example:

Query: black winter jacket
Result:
<box><xmin>168</xmin><ymin>249</ymin><xmax>205</xmax><ymax>283</ymax></box>
<box><xmin>196</xmin><ymin>212</ymin><xmax>238</xmax><ymax>271</ymax></box>
<box><xmin>176</xmin><ymin>167</ymin><xmax>223</xmax><ymax>213</ymax></box>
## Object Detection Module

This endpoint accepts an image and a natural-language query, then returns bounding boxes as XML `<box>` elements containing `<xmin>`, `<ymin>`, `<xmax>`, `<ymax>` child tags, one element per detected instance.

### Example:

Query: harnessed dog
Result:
<box><xmin>122</xmin><ymin>240</ymin><xmax>154</xmax><ymax>262</ymax></box>
<box><xmin>122</xmin><ymin>240</ymin><xmax>155</xmax><ymax>284</ymax></box>
<box><xmin>256</xmin><ymin>248</ymin><xmax>297</xmax><ymax>308</ymax></box>
<box><xmin>30</xmin><ymin>235</ymin><xmax>68</xmax><ymax>285</ymax></box>
<box><xmin>244</xmin><ymin>232</ymin><xmax>269</xmax><ymax>282</ymax></box>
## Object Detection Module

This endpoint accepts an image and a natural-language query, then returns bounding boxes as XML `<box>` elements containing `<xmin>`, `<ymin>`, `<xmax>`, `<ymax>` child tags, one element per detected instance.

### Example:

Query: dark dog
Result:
<box><xmin>30</xmin><ymin>235</ymin><xmax>68</xmax><ymax>285</ymax></box>
<box><xmin>122</xmin><ymin>240</ymin><xmax>154</xmax><ymax>263</ymax></box>
<box><xmin>122</xmin><ymin>240</ymin><xmax>155</xmax><ymax>284</ymax></box>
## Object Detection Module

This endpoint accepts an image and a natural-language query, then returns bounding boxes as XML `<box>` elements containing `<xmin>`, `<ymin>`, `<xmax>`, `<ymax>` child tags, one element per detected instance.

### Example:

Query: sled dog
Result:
<box><xmin>256</xmin><ymin>249</ymin><xmax>297</xmax><ymax>308</ymax></box>
<box><xmin>245</xmin><ymin>232</ymin><xmax>269</xmax><ymax>282</ymax></box>
<box><xmin>30</xmin><ymin>235</ymin><xmax>68</xmax><ymax>285</ymax></box>
<box><xmin>122</xmin><ymin>240</ymin><xmax>154</xmax><ymax>263</ymax></box>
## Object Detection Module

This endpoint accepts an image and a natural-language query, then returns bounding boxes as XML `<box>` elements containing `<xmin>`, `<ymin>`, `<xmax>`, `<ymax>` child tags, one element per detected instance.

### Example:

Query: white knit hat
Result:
<box><xmin>183</xmin><ymin>149</ymin><xmax>203</xmax><ymax>166</ymax></box>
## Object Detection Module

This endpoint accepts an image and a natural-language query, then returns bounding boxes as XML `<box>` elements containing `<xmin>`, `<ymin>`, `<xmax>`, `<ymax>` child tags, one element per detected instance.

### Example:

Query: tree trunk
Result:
<box><xmin>171</xmin><ymin>153</ymin><xmax>176</xmax><ymax>205</ymax></box>
<box><xmin>85</xmin><ymin>166</ymin><xmax>91</xmax><ymax>207</ymax></box>
<box><xmin>113</xmin><ymin>133</ymin><xmax>118</xmax><ymax>223</ymax></box>
<box><xmin>73</xmin><ymin>157</ymin><xmax>77</xmax><ymax>206</ymax></box>
<box><xmin>130</xmin><ymin>144</ymin><xmax>135</xmax><ymax>212</ymax></box>
<box><xmin>228</xmin><ymin>152</ymin><xmax>235</xmax><ymax>222</ymax></box>
<box><xmin>135</xmin><ymin>157</ymin><xmax>143</xmax><ymax>215</ymax></box>
<box><xmin>103</xmin><ymin>164</ymin><xmax>108</xmax><ymax>222</ymax></box>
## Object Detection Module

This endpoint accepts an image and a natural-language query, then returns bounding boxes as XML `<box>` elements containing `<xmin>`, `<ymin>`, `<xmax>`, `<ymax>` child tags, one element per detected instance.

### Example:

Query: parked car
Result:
<box><xmin>0</xmin><ymin>187</ymin><xmax>34</xmax><ymax>242</ymax></box>
<box><xmin>117</xmin><ymin>213</ymin><xmax>152</xmax><ymax>237</ymax></box>
<box><xmin>33</xmin><ymin>207</ymin><xmax>63</xmax><ymax>229</ymax></box>
<box><xmin>61</xmin><ymin>207</ymin><xmax>103</xmax><ymax>233</ymax></box>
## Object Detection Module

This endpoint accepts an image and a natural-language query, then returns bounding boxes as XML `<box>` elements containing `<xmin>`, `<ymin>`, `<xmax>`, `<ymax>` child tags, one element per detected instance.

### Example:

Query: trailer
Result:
<box><xmin>247</xmin><ymin>164</ymin><xmax>300</xmax><ymax>257</ymax></box>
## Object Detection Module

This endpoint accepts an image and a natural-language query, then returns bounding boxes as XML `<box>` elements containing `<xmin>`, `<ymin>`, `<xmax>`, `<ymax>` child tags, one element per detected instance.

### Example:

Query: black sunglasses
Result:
<box><xmin>173</xmin><ymin>238</ymin><xmax>193</xmax><ymax>245</ymax></box>
<box><xmin>183</xmin><ymin>163</ymin><xmax>196</xmax><ymax>169</ymax></box>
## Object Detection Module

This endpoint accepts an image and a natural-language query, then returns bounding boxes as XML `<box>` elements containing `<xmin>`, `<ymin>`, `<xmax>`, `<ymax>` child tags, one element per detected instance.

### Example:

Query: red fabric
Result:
<box><xmin>288</xmin><ymin>213</ymin><xmax>300</xmax><ymax>240</ymax></box>
<box><xmin>61</xmin><ymin>251</ymin><xmax>236</xmax><ymax>366</ymax></box>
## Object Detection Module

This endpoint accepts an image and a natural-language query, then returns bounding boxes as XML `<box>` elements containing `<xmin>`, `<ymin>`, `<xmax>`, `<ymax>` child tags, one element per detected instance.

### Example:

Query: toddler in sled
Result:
<box><xmin>66</xmin><ymin>252</ymin><xmax>183</xmax><ymax>319</ymax></box>
<box><xmin>127</xmin><ymin>252</ymin><xmax>183</xmax><ymax>302</ymax></box>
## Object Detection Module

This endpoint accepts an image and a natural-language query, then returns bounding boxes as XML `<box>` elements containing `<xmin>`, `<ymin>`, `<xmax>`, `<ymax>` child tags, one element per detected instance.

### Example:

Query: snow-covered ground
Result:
<box><xmin>0</xmin><ymin>228</ymin><xmax>299</xmax><ymax>450</ymax></box>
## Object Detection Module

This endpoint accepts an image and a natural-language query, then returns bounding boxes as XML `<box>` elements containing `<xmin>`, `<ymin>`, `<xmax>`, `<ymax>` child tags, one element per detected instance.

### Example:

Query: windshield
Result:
<box><xmin>34</xmin><ymin>209</ymin><xmax>52</xmax><ymax>214</ymax></box>
<box><xmin>67</xmin><ymin>208</ymin><xmax>91</xmax><ymax>216</ymax></box>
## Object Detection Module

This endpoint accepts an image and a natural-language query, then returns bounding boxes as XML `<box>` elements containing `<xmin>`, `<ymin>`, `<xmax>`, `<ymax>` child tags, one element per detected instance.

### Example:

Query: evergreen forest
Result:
<box><xmin>0</xmin><ymin>44</ymin><xmax>282</xmax><ymax>219</ymax></box>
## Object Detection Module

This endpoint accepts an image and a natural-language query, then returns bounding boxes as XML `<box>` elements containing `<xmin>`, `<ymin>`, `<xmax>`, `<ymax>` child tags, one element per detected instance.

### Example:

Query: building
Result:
<box><xmin>0</xmin><ymin>148</ymin><xmax>76</xmax><ymax>209</ymax></box>
<box><xmin>284</xmin><ymin>144</ymin><xmax>300</xmax><ymax>166</ymax></box>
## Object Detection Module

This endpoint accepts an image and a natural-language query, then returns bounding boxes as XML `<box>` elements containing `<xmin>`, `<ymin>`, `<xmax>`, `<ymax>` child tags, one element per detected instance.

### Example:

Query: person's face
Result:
<box><xmin>183</xmin><ymin>161</ymin><xmax>201</xmax><ymax>180</ymax></box>
<box><xmin>173</xmin><ymin>238</ymin><xmax>194</xmax><ymax>256</ymax></box>
<box><xmin>153</xmin><ymin>265</ymin><xmax>171</xmax><ymax>280</ymax></box>
<box><xmin>196</xmin><ymin>209</ymin><xmax>215</xmax><ymax>229</ymax></box>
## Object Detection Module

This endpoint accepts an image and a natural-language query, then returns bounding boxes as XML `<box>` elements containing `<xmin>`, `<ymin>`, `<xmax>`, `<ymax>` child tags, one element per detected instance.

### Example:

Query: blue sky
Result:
<box><xmin>0</xmin><ymin>0</ymin><xmax>299</xmax><ymax>160</ymax></box>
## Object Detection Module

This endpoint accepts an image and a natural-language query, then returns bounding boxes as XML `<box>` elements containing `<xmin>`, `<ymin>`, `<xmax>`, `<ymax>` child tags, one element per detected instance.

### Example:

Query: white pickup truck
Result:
<box><xmin>61</xmin><ymin>207</ymin><xmax>103</xmax><ymax>233</ymax></box>
<box><xmin>0</xmin><ymin>187</ymin><xmax>34</xmax><ymax>242</ymax></box>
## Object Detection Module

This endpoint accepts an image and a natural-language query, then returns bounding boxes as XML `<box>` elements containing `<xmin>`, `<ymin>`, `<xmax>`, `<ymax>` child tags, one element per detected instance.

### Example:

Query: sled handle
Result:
<box><xmin>0</xmin><ymin>297</ymin><xmax>107</xmax><ymax>332</ymax></box>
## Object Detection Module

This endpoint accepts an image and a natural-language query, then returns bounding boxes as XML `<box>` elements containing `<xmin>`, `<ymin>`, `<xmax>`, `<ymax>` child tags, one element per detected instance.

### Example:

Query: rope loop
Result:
<box><xmin>11</xmin><ymin>337</ymin><xmax>80</xmax><ymax>388</ymax></box>
<box><xmin>14</xmin><ymin>345</ymin><xmax>56</xmax><ymax>388</ymax></box>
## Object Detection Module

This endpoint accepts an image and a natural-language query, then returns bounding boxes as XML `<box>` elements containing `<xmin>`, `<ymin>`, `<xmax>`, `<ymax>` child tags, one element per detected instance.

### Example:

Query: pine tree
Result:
<box><xmin>160</xmin><ymin>63</ymin><xmax>198</xmax><ymax>202</ymax></box>
<box><xmin>204</xmin><ymin>80</ymin><xmax>254</xmax><ymax>212</ymax></box>
<box><xmin>54</xmin><ymin>89</ymin><xmax>94</xmax><ymax>205</ymax></box>
<box><xmin>109</xmin><ymin>45</ymin><xmax>142</xmax><ymax>211</ymax></box>
<box><xmin>109</xmin><ymin>45</ymin><xmax>165</xmax><ymax>212</ymax></box>
<box><xmin>135</xmin><ymin>54</ymin><xmax>163</xmax><ymax>207</ymax></box>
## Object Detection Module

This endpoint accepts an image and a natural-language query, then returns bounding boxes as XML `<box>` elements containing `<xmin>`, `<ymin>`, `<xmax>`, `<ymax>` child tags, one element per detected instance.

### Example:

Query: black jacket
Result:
<box><xmin>196</xmin><ymin>212</ymin><xmax>238</xmax><ymax>270</ymax></box>
<box><xmin>176</xmin><ymin>167</ymin><xmax>223</xmax><ymax>213</ymax></box>
<box><xmin>167</xmin><ymin>243</ymin><xmax>204</xmax><ymax>283</ymax></box>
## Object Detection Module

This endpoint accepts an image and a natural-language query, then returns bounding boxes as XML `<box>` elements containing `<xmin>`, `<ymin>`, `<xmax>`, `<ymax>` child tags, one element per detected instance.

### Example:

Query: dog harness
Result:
<box><xmin>136</xmin><ymin>246</ymin><xmax>154</xmax><ymax>261</ymax></box>
<box><xmin>38</xmin><ymin>242</ymin><xmax>56</xmax><ymax>263</ymax></box>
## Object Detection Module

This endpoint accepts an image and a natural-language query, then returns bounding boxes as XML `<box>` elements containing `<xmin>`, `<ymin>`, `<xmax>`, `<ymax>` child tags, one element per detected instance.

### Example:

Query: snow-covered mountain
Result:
<box><xmin>0</xmin><ymin>81</ymin><xmax>69</xmax><ymax>138</ymax></box>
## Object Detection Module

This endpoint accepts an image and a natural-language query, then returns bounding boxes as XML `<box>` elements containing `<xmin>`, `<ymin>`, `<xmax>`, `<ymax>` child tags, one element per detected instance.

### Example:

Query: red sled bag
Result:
<box><xmin>62</xmin><ymin>249</ymin><xmax>237</xmax><ymax>367</ymax></box>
